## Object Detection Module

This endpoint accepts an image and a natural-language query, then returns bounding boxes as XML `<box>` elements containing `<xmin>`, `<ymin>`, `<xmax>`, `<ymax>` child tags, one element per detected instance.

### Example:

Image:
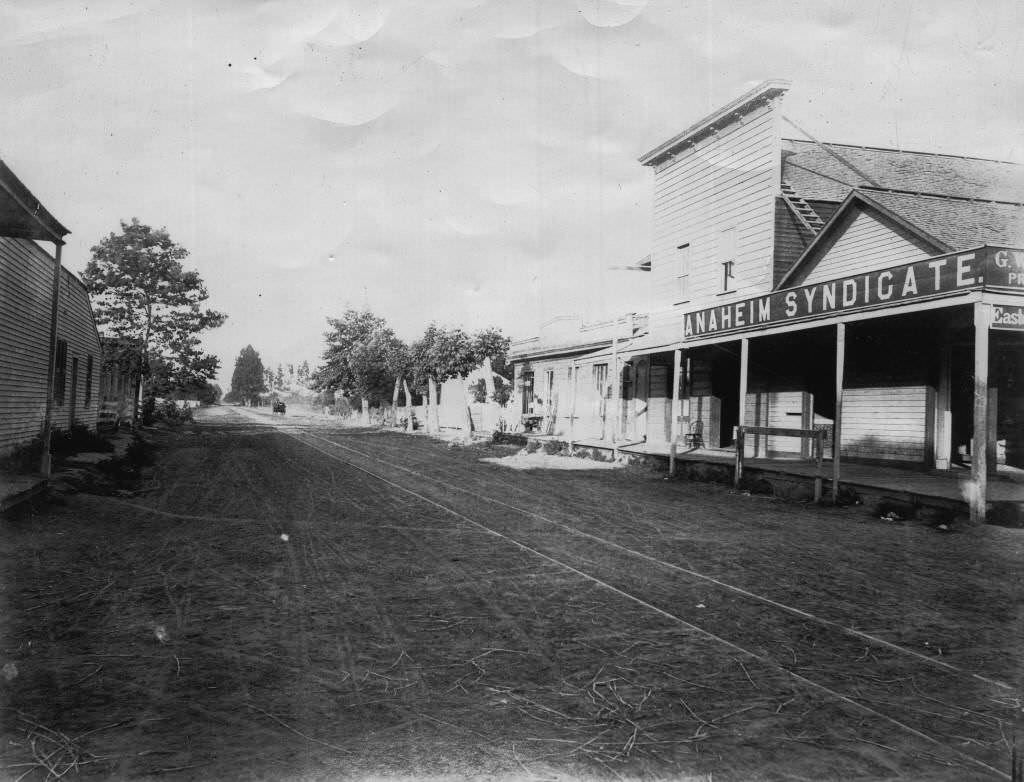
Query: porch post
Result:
<box><xmin>734</xmin><ymin>339</ymin><xmax>749</xmax><ymax>488</ymax></box>
<box><xmin>738</xmin><ymin>338</ymin><xmax>749</xmax><ymax>432</ymax></box>
<box><xmin>833</xmin><ymin>322</ymin><xmax>846</xmax><ymax>504</ymax></box>
<box><xmin>934</xmin><ymin>341</ymin><xmax>952</xmax><ymax>470</ymax></box>
<box><xmin>40</xmin><ymin>243</ymin><xmax>64</xmax><ymax>477</ymax></box>
<box><xmin>669</xmin><ymin>348</ymin><xmax>682</xmax><ymax>476</ymax></box>
<box><xmin>971</xmin><ymin>302</ymin><xmax>990</xmax><ymax>523</ymax></box>
<box><xmin>568</xmin><ymin>360</ymin><xmax>578</xmax><ymax>448</ymax></box>
<box><xmin>611</xmin><ymin>337</ymin><xmax>620</xmax><ymax>457</ymax></box>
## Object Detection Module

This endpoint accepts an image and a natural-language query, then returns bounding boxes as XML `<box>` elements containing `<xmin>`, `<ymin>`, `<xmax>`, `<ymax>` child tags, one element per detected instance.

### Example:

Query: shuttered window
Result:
<box><xmin>675</xmin><ymin>243</ymin><xmax>691</xmax><ymax>303</ymax></box>
<box><xmin>85</xmin><ymin>355</ymin><xmax>94</xmax><ymax>406</ymax></box>
<box><xmin>54</xmin><ymin>340</ymin><xmax>68</xmax><ymax>405</ymax></box>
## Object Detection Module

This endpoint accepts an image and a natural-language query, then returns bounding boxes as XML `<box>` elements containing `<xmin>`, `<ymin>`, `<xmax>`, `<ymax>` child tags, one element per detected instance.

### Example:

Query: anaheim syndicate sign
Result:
<box><xmin>682</xmin><ymin>246</ymin><xmax>1024</xmax><ymax>340</ymax></box>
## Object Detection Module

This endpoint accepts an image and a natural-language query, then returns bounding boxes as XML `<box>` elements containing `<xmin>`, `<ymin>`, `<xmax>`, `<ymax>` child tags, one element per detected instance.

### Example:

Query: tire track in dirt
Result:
<box><xmin>293</xmin><ymin>426</ymin><xmax>1015</xmax><ymax>690</ymax></box>
<box><xmin>246</xmin><ymin>417</ymin><xmax>1018</xmax><ymax>780</ymax></box>
<box><xmin>294</xmin><ymin>428</ymin><xmax>1024</xmax><ymax>685</ymax></box>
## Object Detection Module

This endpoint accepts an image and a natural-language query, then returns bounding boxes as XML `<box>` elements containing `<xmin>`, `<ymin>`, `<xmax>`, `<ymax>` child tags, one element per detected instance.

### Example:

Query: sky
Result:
<box><xmin>1</xmin><ymin>0</ymin><xmax>1022</xmax><ymax>385</ymax></box>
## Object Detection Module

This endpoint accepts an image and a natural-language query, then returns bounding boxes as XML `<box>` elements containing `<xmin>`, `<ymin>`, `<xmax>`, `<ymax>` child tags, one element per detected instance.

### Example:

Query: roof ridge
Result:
<box><xmin>860</xmin><ymin>186</ymin><xmax>1024</xmax><ymax>208</ymax></box>
<box><xmin>782</xmin><ymin>137</ymin><xmax>1022</xmax><ymax>167</ymax></box>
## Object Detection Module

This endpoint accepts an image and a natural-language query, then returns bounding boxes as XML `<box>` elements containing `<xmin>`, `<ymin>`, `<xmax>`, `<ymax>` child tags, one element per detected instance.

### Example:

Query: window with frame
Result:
<box><xmin>521</xmin><ymin>370</ymin><xmax>535</xmax><ymax>414</ymax></box>
<box><xmin>593</xmin><ymin>363</ymin><xmax>608</xmax><ymax>397</ymax></box>
<box><xmin>54</xmin><ymin>340</ymin><xmax>68</xmax><ymax>405</ymax></box>
<box><xmin>719</xmin><ymin>227</ymin><xmax>737</xmax><ymax>292</ymax></box>
<box><xmin>85</xmin><ymin>355</ymin><xmax>94</xmax><ymax>406</ymax></box>
<box><xmin>675</xmin><ymin>243</ymin><xmax>691</xmax><ymax>303</ymax></box>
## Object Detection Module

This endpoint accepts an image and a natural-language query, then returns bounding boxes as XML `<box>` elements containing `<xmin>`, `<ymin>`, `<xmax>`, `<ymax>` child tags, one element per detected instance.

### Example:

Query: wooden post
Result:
<box><xmin>734</xmin><ymin>427</ymin><xmax>745</xmax><ymax>488</ymax></box>
<box><xmin>40</xmin><ymin>243</ymin><xmax>63</xmax><ymax>477</ymax></box>
<box><xmin>813</xmin><ymin>429</ymin><xmax>824</xmax><ymax>503</ymax></box>
<box><xmin>971</xmin><ymin>302</ymin><xmax>990</xmax><ymax>523</ymax></box>
<box><xmin>669</xmin><ymin>348</ymin><xmax>682</xmax><ymax>477</ymax></box>
<box><xmin>833</xmin><ymin>323</ymin><xmax>846</xmax><ymax>505</ymax></box>
<box><xmin>611</xmin><ymin>337</ymin><xmax>620</xmax><ymax>456</ymax></box>
<box><xmin>738</xmin><ymin>337</ymin><xmax>749</xmax><ymax>446</ymax></box>
<box><xmin>935</xmin><ymin>342</ymin><xmax>952</xmax><ymax>469</ymax></box>
<box><xmin>987</xmin><ymin>388</ymin><xmax>998</xmax><ymax>477</ymax></box>
<box><xmin>568</xmin><ymin>361</ymin><xmax>578</xmax><ymax>448</ymax></box>
<box><xmin>402</xmin><ymin>379</ymin><xmax>415</xmax><ymax>432</ymax></box>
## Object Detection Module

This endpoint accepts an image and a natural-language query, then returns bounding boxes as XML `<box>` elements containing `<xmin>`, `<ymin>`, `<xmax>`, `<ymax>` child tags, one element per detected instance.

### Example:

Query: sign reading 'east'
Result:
<box><xmin>683</xmin><ymin>247</ymin><xmax>1018</xmax><ymax>340</ymax></box>
<box><xmin>991</xmin><ymin>304</ymin><xmax>1024</xmax><ymax>330</ymax></box>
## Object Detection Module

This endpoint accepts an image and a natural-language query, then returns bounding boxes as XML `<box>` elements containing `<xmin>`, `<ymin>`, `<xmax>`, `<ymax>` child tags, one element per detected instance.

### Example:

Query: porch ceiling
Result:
<box><xmin>0</xmin><ymin>158</ymin><xmax>69</xmax><ymax>244</ymax></box>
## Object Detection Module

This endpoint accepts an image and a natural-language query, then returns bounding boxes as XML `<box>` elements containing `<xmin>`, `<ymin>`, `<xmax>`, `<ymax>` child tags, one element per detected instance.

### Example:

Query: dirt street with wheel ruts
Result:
<box><xmin>1</xmin><ymin>404</ymin><xmax>1021</xmax><ymax>782</ymax></box>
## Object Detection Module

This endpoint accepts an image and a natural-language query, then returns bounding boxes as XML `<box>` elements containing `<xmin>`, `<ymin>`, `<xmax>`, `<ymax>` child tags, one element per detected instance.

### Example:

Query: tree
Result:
<box><xmin>82</xmin><ymin>218</ymin><xmax>226</xmax><ymax>427</ymax></box>
<box><xmin>409</xmin><ymin>324</ymin><xmax>479</xmax><ymax>433</ymax></box>
<box><xmin>313</xmin><ymin>309</ymin><xmax>409</xmax><ymax>422</ymax></box>
<box><xmin>472</xmin><ymin>327</ymin><xmax>511</xmax><ymax>379</ymax></box>
<box><xmin>274</xmin><ymin>364</ymin><xmax>285</xmax><ymax>391</ymax></box>
<box><xmin>229</xmin><ymin>345</ymin><xmax>267</xmax><ymax>406</ymax></box>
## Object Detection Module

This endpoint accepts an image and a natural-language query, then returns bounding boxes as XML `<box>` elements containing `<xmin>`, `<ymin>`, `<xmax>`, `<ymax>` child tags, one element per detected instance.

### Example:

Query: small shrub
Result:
<box><xmin>492</xmin><ymin>432</ymin><xmax>527</xmax><ymax>447</ymax></box>
<box><xmin>152</xmin><ymin>400</ymin><xmax>194</xmax><ymax>425</ymax></box>
<box><xmin>542</xmin><ymin>439</ymin><xmax>564</xmax><ymax>455</ymax></box>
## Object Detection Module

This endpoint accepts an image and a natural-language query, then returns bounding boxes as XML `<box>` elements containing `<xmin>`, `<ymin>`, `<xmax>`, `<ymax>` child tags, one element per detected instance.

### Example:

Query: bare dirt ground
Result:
<box><xmin>0</xmin><ymin>405</ymin><xmax>1021</xmax><ymax>782</ymax></box>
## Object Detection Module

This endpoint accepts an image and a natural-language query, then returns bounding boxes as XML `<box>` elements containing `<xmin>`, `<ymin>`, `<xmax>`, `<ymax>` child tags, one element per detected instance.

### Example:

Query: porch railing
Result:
<box><xmin>734</xmin><ymin>426</ymin><xmax>827</xmax><ymax>502</ymax></box>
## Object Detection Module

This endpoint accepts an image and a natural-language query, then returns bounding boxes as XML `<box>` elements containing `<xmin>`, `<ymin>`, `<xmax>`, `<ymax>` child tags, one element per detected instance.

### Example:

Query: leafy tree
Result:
<box><xmin>82</xmin><ymin>218</ymin><xmax>226</xmax><ymax>426</ymax></box>
<box><xmin>313</xmin><ymin>309</ymin><xmax>409</xmax><ymax>422</ymax></box>
<box><xmin>229</xmin><ymin>345</ymin><xmax>267</xmax><ymax>405</ymax></box>
<box><xmin>297</xmin><ymin>360</ymin><xmax>311</xmax><ymax>385</ymax></box>
<box><xmin>274</xmin><ymin>364</ymin><xmax>285</xmax><ymax>391</ymax></box>
<box><xmin>472</xmin><ymin>327</ymin><xmax>511</xmax><ymax>378</ymax></box>
<box><xmin>313</xmin><ymin>310</ymin><xmax>388</xmax><ymax>394</ymax></box>
<box><xmin>408</xmin><ymin>324</ymin><xmax>479</xmax><ymax>433</ymax></box>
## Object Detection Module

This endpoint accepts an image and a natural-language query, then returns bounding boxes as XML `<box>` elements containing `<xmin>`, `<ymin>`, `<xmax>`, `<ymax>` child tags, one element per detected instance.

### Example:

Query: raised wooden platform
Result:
<box><xmin>0</xmin><ymin>472</ymin><xmax>47</xmax><ymax>513</ymax></box>
<box><xmin>554</xmin><ymin>436</ymin><xmax>1024</xmax><ymax>525</ymax></box>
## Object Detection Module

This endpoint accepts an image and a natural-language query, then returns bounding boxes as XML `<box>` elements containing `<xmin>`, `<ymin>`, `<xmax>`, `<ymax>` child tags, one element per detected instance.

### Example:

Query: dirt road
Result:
<box><xmin>1</xmin><ymin>406</ymin><xmax>1021</xmax><ymax>781</ymax></box>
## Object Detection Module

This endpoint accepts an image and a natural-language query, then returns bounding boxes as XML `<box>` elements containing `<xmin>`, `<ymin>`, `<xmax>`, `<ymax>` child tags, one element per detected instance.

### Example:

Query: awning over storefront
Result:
<box><xmin>620</xmin><ymin>333</ymin><xmax>679</xmax><ymax>360</ymax></box>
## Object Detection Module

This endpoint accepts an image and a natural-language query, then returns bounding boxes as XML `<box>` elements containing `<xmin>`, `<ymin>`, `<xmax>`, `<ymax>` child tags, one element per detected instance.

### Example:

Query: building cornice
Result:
<box><xmin>638</xmin><ymin>79</ymin><xmax>791</xmax><ymax>168</ymax></box>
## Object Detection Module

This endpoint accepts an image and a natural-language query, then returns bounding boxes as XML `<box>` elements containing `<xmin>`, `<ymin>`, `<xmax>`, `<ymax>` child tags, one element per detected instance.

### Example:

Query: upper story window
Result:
<box><xmin>718</xmin><ymin>227</ymin><xmax>737</xmax><ymax>292</ymax></box>
<box><xmin>722</xmin><ymin>261</ymin><xmax>735</xmax><ymax>292</ymax></box>
<box><xmin>675</xmin><ymin>244</ymin><xmax>691</xmax><ymax>303</ymax></box>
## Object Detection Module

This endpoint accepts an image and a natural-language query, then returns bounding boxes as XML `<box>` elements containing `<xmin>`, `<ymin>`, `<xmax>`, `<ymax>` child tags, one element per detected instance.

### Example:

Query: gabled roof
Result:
<box><xmin>781</xmin><ymin>138</ymin><xmax>1024</xmax><ymax>204</ymax></box>
<box><xmin>0</xmin><ymin>158</ymin><xmax>69</xmax><ymax>244</ymax></box>
<box><xmin>639</xmin><ymin>79</ymin><xmax>791</xmax><ymax>167</ymax></box>
<box><xmin>776</xmin><ymin>189</ymin><xmax>951</xmax><ymax>289</ymax></box>
<box><xmin>865</xmin><ymin>190</ymin><xmax>1024</xmax><ymax>250</ymax></box>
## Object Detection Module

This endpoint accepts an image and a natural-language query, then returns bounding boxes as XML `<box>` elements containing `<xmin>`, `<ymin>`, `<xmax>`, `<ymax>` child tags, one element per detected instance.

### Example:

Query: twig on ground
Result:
<box><xmin>244</xmin><ymin>704</ymin><xmax>352</xmax><ymax>754</ymax></box>
<box><xmin>736</xmin><ymin>658</ymin><xmax>758</xmax><ymax>689</ymax></box>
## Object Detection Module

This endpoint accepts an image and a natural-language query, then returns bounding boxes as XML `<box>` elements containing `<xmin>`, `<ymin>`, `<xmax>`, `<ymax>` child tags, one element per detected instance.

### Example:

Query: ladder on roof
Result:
<box><xmin>780</xmin><ymin>180</ymin><xmax>825</xmax><ymax>235</ymax></box>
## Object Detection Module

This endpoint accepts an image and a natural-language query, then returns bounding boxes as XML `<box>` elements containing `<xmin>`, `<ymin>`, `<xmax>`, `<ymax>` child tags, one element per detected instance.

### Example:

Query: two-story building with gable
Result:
<box><xmin>511</xmin><ymin>80</ymin><xmax>1024</xmax><ymax>521</ymax></box>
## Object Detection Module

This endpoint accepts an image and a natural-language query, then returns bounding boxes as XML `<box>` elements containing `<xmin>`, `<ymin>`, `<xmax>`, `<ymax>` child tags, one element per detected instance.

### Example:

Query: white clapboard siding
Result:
<box><xmin>53</xmin><ymin>271</ymin><xmax>101</xmax><ymax>432</ymax></box>
<box><xmin>0</xmin><ymin>237</ymin><xmax>101</xmax><ymax>456</ymax></box>
<box><xmin>744</xmin><ymin>390</ymin><xmax>813</xmax><ymax>457</ymax></box>
<box><xmin>649</xmin><ymin>101</ymin><xmax>779</xmax><ymax>312</ymax></box>
<box><xmin>646</xmin><ymin>364</ymin><xmax>672</xmax><ymax>443</ymax></box>
<box><xmin>0</xmin><ymin>238</ymin><xmax>56</xmax><ymax>454</ymax></box>
<box><xmin>840</xmin><ymin>386</ymin><xmax>934</xmax><ymax>463</ymax></box>
<box><xmin>683</xmin><ymin>395</ymin><xmax>721</xmax><ymax>449</ymax></box>
<box><xmin>798</xmin><ymin>209</ymin><xmax>933</xmax><ymax>285</ymax></box>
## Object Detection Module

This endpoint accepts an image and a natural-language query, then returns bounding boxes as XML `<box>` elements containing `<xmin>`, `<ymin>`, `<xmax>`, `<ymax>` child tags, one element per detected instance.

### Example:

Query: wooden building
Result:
<box><xmin>511</xmin><ymin>80</ymin><xmax>1024</xmax><ymax>521</ymax></box>
<box><xmin>0</xmin><ymin>158</ymin><xmax>101</xmax><ymax>466</ymax></box>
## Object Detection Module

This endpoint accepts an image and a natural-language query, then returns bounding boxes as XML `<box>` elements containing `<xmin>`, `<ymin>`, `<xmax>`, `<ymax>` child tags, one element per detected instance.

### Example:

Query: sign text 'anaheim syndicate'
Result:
<box><xmin>682</xmin><ymin>247</ymin><xmax>1024</xmax><ymax>340</ymax></box>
